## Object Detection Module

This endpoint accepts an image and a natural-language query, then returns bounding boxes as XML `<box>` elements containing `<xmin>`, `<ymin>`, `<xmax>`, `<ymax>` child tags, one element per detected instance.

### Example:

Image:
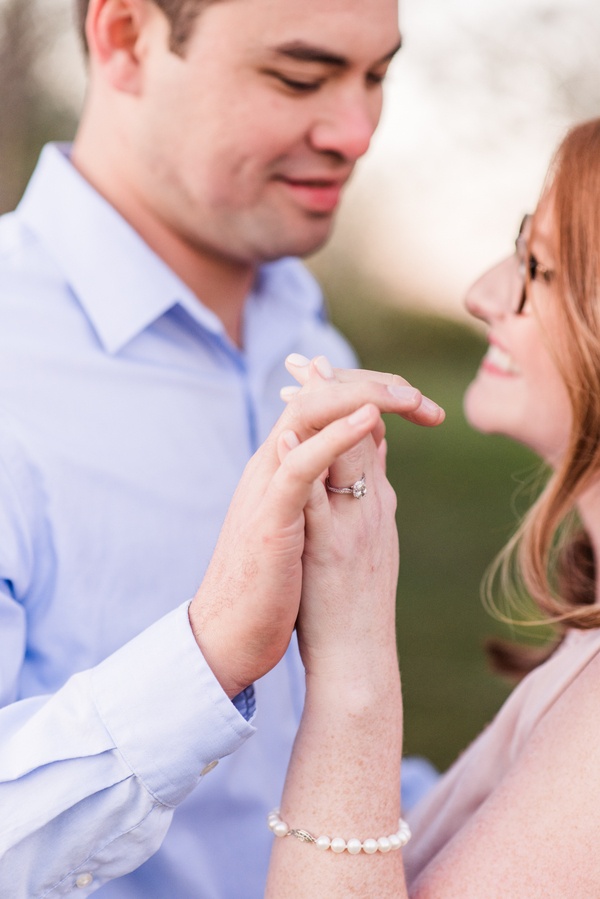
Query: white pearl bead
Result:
<box><xmin>331</xmin><ymin>837</ymin><xmax>347</xmax><ymax>853</ymax></box>
<box><xmin>388</xmin><ymin>833</ymin><xmax>402</xmax><ymax>850</ymax></box>
<box><xmin>267</xmin><ymin>810</ymin><xmax>411</xmax><ymax>854</ymax></box>
<box><xmin>377</xmin><ymin>837</ymin><xmax>392</xmax><ymax>853</ymax></box>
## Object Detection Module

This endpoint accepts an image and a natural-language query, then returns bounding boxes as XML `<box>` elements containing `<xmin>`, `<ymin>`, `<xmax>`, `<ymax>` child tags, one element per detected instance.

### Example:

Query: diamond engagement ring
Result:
<box><xmin>325</xmin><ymin>473</ymin><xmax>367</xmax><ymax>499</ymax></box>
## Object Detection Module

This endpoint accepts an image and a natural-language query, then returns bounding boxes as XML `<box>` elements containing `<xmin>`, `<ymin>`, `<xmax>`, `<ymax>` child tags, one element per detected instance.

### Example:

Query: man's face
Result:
<box><xmin>129</xmin><ymin>0</ymin><xmax>401</xmax><ymax>266</ymax></box>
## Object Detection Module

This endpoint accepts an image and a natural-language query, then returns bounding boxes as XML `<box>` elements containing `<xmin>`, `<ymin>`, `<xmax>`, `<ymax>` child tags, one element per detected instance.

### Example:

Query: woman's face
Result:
<box><xmin>463</xmin><ymin>194</ymin><xmax>572</xmax><ymax>464</ymax></box>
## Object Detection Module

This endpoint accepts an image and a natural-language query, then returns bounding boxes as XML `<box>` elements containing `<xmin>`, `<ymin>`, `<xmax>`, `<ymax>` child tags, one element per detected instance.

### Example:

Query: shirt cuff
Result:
<box><xmin>232</xmin><ymin>685</ymin><xmax>256</xmax><ymax>721</ymax></box>
<box><xmin>90</xmin><ymin>601</ymin><xmax>256</xmax><ymax>807</ymax></box>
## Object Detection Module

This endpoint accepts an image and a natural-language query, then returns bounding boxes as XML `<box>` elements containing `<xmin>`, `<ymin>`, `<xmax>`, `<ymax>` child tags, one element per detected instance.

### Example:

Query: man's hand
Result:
<box><xmin>189</xmin><ymin>359</ymin><xmax>444</xmax><ymax>699</ymax></box>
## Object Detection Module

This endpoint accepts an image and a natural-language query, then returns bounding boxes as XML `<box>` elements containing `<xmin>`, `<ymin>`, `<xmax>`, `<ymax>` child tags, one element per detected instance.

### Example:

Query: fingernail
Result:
<box><xmin>387</xmin><ymin>384</ymin><xmax>419</xmax><ymax>401</ymax></box>
<box><xmin>282</xmin><ymin>430</ymin><xmax>300</xmax><ymax>449</ymax></box>
<box><xmin>286</xmin><ymin>353</ymin><xmax>310</xmax><ymax>367</ymax></box>
<box><xmin>314</xmin><ymin>355</ymin><xmax>335</xmax><ymax>380</ymax></box>
<box><xmin>420</xmin><ymin>397</ymin><xmax>442</xmax><ymax>415</ymax></box>
<box><xmin>348</xmin><ymin>405</ymin><xmax>372</xmax><ymax>426</ymax></box>
<box><xmin>280</xmin><ymin>385</ymin><xmax>301</xmax><ymax>401</ymax></box>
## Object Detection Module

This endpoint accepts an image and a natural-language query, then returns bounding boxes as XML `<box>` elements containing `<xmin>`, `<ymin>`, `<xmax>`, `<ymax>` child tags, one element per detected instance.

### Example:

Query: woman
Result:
<box><xmin>265</xmin><ymin>119</ymin><xmax>600</xmax><ymax>897</ymax></box>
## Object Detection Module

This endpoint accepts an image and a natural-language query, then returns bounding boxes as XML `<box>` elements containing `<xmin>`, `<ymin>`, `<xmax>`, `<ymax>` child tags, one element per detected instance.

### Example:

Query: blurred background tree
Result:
<box><xmin>1</xmin><ymin>0</ymin><xmax>592</xmax><ymax>771</ymax></box>
<box><xmin>0</xmin><ymin>0</ymin><xmax>77</xmax><ymax>213</ymax></box>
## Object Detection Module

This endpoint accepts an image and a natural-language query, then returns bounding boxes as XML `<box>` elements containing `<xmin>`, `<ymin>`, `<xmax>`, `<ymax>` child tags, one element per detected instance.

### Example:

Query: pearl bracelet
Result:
<box><xmin>267</xmin><ymin>809</ymin><xmax>411</xmax><ymax>855</ymax></box>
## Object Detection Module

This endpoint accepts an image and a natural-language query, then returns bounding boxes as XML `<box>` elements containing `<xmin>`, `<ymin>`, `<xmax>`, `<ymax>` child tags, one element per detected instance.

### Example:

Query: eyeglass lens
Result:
<box><xmin>514</xmin><ymin>214</ymin><xmax>532</xmax><ymax>314</ymax></box>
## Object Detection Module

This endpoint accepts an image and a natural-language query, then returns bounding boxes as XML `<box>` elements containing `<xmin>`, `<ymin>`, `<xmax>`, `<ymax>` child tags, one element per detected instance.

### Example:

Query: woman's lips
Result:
<box><xmin>481</xmin><ymin>342</ymin><xmax>521</xmax><ymax>376</ymax></box>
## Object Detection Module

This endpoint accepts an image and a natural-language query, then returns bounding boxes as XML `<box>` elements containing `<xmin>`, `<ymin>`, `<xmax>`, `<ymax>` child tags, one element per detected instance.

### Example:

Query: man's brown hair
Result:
<box><xmin>76</xmin><ymin>0</ymin><xmax>213</xmax><ymax>54</ymax></box>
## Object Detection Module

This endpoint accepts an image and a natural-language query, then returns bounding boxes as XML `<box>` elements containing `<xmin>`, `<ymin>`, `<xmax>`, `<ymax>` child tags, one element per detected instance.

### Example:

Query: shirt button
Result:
<box><xmin>75</xmin><ymin>872</ymin><xmax>94</xmax><ymax>888</ymax></box>
<box><xmin>200</xmin><ymin>760</ymin><xmax>219</xmax><ymax>776</ymax></box>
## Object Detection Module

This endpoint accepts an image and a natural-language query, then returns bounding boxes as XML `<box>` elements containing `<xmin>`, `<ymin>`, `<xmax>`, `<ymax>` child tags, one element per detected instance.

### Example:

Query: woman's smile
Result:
<box><xmin>480</xmin><ymin>340</ymin><xmax>521</xmax><ymax>376</ymax></box>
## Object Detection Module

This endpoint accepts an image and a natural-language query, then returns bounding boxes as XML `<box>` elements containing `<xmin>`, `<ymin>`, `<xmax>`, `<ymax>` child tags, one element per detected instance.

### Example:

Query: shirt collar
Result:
<box><xmin>17</xmin><ymin>144</ymin><xmax>324</xmax><ymax>355</ymax></box>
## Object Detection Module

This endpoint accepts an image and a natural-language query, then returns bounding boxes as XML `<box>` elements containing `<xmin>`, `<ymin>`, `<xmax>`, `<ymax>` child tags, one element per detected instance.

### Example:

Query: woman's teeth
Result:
<box><xmin>485</xmin><ymin>344</ymin><xmax>521</xmax><ymax>374</ymax></box>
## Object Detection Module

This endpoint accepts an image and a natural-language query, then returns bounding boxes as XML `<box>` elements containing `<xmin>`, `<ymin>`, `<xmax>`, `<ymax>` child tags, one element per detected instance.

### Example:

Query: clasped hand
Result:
<box><xmin>189</xmin><ymin>357</ymin><xmax>444</xmax><ymax>698</ymax></box>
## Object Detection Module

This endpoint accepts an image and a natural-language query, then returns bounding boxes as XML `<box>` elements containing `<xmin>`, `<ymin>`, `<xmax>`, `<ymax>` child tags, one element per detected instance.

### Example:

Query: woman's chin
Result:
<box><xmin>463</xmin><ymin>382</ymin><xmax>495</xmax><ymax>434</ymax></box>
<box><xmin>464</xmin><ymin>381</ymin><xmax>565</xmax><ymax>462</ymax></box>
<box><xmin>463</xmin><ymin>385</ymin><xmax>516</xmax><ymax>439</ymax></box>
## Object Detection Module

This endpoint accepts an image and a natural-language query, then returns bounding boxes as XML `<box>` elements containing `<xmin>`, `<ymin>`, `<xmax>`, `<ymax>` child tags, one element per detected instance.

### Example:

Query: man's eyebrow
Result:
<box><xmin>271</xmin><ymin>37</ymin><xmax>403</xmax><ymax>69</ymax></box>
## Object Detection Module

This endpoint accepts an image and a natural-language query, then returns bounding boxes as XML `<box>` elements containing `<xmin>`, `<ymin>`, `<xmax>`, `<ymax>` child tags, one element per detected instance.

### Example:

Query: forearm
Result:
<box><xmin>266</xmin><ymin>650</ymin><xmax>409</xmax><ymax>899</ymax></box>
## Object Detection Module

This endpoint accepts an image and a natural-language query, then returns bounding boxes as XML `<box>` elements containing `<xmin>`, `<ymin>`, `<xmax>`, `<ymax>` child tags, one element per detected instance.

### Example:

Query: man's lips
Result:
<box><xmin>276</xmin><ymin>176</ymin><xmax>347</xmax><ymax>214</ymax></box>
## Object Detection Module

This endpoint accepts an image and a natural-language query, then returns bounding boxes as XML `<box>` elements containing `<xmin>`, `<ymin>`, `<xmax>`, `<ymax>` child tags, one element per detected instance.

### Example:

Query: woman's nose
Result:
<box><xmin>464</xmin><ymin>255</ymin><xmax>520</xmax><ymax>323</ymax></box>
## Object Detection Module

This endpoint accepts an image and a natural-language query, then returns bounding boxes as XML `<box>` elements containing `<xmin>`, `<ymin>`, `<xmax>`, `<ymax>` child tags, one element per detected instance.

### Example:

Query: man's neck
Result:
<box><xmin>71</xmin><ymin>134</ymin><xmax>255</xmax><ymax>349</ymax></box>
<box><xmin>118</xmin><ymin>212</ymin><xmax>255</xmax><ymax>348</ymax></box>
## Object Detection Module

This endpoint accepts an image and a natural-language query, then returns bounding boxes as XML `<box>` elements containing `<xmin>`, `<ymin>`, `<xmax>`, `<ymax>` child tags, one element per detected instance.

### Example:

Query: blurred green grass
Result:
<box><xmin>319</xmin><ymin>267</ymin><xmax>540</xmax><ymax>771</ymax></box>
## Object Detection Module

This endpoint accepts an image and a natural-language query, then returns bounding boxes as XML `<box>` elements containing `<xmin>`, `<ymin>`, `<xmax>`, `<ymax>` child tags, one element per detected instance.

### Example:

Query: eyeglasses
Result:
<box><xmin>514</xmin><ymin>214</ymin><xmax>555</xmax><ymax>314</ymax></box>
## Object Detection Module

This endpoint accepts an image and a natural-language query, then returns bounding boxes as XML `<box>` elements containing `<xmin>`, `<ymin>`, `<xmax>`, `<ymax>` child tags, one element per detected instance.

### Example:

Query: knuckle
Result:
<box><xmin>336</xmin><ymin>441</ymin><xmax>365</xmax><ymax>468</ymax></box>
<box><xmin>390</xmin><ymin>372</ymin><xmax>410</xmax><ymax>389</ymax></box>
<box><xmin>283</xmin><ymin>391</ymin><xmax>308</xmax><ymax>427</ymax></box>
<box><xmin>375</xmin><ymin>474</ymin><xmax>397</xmax><ymax>510</ymax></box>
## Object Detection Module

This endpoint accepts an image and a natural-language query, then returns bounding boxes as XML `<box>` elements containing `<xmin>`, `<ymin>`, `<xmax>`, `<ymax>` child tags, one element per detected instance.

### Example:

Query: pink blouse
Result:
<box><xmin>404</xmin><ymin>627</ymin><xmax>600</xmax><ymax>882</ymax></box>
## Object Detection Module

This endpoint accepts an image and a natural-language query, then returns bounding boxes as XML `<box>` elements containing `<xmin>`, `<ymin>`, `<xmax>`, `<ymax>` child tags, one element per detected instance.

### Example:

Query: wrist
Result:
<box><xmin>304</xmin><ymin>652</ymin><xmax>401</xmax><ymax>712</ymax></box>
<box><xmin>303</xmin><ymin>640</ymin><xmax>400</xmax><ymax>684</ymax></box>
<box><xmin>188</xmin><ymin>602</ymin><xmax>245</xmax><ymax>699</ymax></box>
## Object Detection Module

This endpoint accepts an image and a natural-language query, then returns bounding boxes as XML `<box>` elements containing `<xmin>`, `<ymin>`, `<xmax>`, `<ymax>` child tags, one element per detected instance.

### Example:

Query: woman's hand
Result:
<box><xmin>280</xmin><ymin>356</ymin><xmax>407</xmax><ymax>681</ymax></box>
<box><xmin>300</xmin><ymin>430</ymin><xmax>399</xmax><ymax>681</ymax></box>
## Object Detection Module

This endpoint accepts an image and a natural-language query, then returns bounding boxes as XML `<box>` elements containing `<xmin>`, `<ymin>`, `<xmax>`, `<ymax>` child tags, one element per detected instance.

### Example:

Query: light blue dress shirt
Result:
<box><xmin>0</xmin><ymin>145</ymin><xmax>357</xmax><ymax>898</ymax></box>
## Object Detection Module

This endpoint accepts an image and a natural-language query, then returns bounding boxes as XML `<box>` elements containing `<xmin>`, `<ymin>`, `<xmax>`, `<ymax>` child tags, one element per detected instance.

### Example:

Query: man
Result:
<box><xmin>0</xmin><ymin>1</ymin><xmax>437</xmax><ymax>895</ymax></box>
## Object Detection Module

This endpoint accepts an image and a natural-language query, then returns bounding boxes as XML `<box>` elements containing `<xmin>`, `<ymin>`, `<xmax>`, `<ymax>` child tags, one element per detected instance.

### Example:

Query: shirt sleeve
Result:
<box><xmin>0</xmin><ymin>597</ymin><xmax>256</xmax><ymax>897</ymax></box>
<box><xmin>0</xmin><ymin>414</ymin><xmax>255</xmax><ymax>896</ymax></box>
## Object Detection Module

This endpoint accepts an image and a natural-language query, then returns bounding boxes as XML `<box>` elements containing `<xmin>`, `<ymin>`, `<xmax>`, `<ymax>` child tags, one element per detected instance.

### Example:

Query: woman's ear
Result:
<box><xmin>84</xmin><ymin>0</ymin><xmax>151</xmax><ymax>94</ymax></box>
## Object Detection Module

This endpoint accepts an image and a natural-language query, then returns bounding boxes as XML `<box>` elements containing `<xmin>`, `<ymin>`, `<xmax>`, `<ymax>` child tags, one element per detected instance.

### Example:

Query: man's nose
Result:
<box><xmin>464</xmin><ymin>255</ymin><xmax>520</xmax><ymax>323</ymax></box>
<box><xmin>309</xmin><ymin>90</ymin><xmax>380</xmax><ymax>162</ymax></box>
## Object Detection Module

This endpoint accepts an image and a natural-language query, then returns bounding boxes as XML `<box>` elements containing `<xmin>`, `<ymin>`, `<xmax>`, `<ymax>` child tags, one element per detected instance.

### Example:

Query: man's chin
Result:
<box><xmin>260</xmin><ymin>218</ymin><xmax>337</xmax><ymax>262</ymax></box>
